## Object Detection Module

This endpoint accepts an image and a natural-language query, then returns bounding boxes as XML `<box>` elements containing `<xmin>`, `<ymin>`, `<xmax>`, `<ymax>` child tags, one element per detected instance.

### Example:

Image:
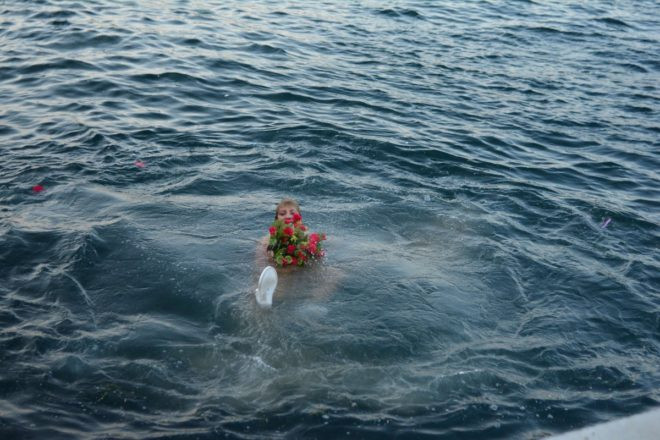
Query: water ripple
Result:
<box><xmin>1</xmin><ymin>0</ymin><xmax>659</xmax><ymax>438</ymax></box>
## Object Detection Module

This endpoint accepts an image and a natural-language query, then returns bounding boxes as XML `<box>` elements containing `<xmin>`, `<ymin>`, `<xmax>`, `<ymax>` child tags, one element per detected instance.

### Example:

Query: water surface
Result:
<box><xmin>1</xmin><ymin>1</ymin><xmax>659</xmax><ymax>438</ymax></box>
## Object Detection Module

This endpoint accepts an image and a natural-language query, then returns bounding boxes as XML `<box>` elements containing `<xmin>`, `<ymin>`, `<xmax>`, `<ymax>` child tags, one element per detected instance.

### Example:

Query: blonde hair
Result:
<box><xmin>274</xmin><ymin>198</ymin><xmax>300</xmax><ymax>220</ymax></box>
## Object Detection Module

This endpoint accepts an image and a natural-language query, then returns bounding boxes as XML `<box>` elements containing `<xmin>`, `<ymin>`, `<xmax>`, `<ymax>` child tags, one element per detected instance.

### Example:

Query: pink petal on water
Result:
<box><xmin>134</xmin><ymin>160</ymin><xmax>145</xmax><ymax>168</ymax></box>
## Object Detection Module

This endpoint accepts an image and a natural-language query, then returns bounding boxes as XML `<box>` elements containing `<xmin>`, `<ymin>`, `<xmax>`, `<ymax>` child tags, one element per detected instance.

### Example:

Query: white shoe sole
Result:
<box><xmin>255</xmin><ymin>266</ymin><xmax>278</xmax><ymax>307</ymax></box>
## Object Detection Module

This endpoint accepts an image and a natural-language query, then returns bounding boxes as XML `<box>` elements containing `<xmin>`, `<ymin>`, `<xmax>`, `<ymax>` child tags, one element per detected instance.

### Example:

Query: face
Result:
<box><xmin>276</xmin><ymin>205</ymin><xmax>299</xmax><ymax>223</ymax></box>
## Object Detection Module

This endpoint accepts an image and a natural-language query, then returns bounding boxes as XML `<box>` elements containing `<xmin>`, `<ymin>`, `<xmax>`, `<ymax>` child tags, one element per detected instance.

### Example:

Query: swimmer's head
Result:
<box><xmin>275</xmin><ymin>198</ymin><xmax>300</xmax><ymax>222</ymax></box>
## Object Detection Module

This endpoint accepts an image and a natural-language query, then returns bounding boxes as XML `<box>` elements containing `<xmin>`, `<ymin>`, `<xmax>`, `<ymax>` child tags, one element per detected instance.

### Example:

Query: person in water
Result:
<box><xmin>269</xmin><ymin>198</ymin><xmax>303</xmax><ymax>263</ymax></box>
<box><xmin>257</xmin><ymin>197</ymin><xmax>306</xmax><ymax>271</ymax></box>
<box><xmin>254</xmin><ymin>198</ymin><xmax>337</xmax><ymax>302</ymax></box>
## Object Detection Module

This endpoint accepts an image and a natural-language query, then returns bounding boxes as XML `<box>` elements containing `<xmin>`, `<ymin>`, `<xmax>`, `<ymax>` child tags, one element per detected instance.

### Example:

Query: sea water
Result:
<box><xmin>1</xmin><ymin>1</ymin><xmax>658</xmax><ymax>438</ymax></box>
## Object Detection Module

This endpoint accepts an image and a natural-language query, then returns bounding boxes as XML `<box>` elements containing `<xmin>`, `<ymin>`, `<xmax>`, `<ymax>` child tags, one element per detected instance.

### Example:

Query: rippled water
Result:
<box><xmin>1</xmin><ymin>1</ymin><xmax>659</xmax><ymax>438</ymax></box>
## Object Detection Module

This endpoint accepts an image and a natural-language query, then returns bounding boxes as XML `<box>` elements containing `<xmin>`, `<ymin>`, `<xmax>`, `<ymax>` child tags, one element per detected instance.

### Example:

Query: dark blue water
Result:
<box><xmin>1</xmin><ymin>1</ymin><xmax>659</xmax><ymax>438</ymax></box>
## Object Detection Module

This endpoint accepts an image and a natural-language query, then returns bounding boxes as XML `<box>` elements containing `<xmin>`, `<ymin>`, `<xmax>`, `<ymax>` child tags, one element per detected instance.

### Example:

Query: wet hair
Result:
<box><xmin>274</xmin><ymin>198</ymin><xmax>300</xmax><ymax>220</ymax></box>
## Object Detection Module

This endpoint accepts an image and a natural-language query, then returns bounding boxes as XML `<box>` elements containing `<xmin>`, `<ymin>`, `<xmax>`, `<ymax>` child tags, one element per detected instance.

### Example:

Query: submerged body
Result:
<box><xmin>254</xmin><ymin>198</ymin><xmax>339</xmax><ymax>302</ymax></box>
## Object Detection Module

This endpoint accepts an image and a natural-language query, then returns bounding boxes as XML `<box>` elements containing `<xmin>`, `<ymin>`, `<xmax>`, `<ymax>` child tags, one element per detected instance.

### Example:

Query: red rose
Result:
<box><xmin>299</xmin><ymin>224</ymin><xmax>307</xmax><ymax>231</ymax></box>
<box><xmin>309</xmin><ymin>243</ymin><xmax>317</xmax><ymax>254</ymax></box>
<box><xmin>283</xmin><ymin>227</ymin><xmax>294</xmax><ymax>236</ymax></box>
<box><xmin>291</xmin><ymin>257</ymin><xmax>298</xmax><ymax>266</ymax></box>
<box><xmin>287</xmin><ymin>244</ymin><xmax>296</xmax><ymax>254</ymax></box>
<box><xmin>309</xmin><ymin>233</ymin><xmax>319</xmax><ymax>243</ymax></box>
<box><xmin>269</xmin><ymin>226</ymin><xmax>277</xmax><ymax>236</ymax></box>
<box><xmin>293</xmin><ymin>213</ymin><xmax>302</xmax><ymax>223</ymax></box>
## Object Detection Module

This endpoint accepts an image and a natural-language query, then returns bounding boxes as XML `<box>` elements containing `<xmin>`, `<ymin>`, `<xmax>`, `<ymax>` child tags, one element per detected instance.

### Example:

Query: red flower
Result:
<box><xmin>32</xmin><ymin>185</ymin><xmax>44</xmax><ymax>193</ymax></box>
<box><xmin>267</xmin><ymin>217</ymin><xmax>327</xmax><ymax>267</ymax></box>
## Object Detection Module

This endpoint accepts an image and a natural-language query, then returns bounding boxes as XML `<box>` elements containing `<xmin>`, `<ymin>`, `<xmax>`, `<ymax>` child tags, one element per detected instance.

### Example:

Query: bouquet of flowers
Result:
<box><xmin>267</xmin><ymin>212</ymin><xmax>326</xmax><ymax>267</ymax></box>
